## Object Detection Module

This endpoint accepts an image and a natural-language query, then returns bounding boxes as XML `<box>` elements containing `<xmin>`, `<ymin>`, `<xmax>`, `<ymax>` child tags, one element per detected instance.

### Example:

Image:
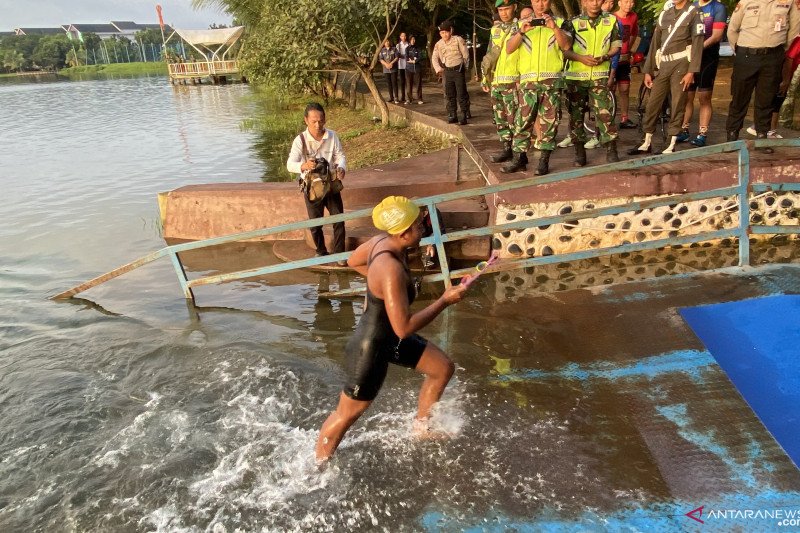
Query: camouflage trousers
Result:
<box><xmin>491</xmin><ymin>84</ymin><xmax>518</xmax><ymax>143</ymax></box>
<box><xmin>513</xmin><ymin>79</ymin><xmax>561</xmax><ymax>153</ymax></box>
<box><xmin>565</xmin><ymin>79</ymin><xmax>618</xmax><ymax>144</ymax></box>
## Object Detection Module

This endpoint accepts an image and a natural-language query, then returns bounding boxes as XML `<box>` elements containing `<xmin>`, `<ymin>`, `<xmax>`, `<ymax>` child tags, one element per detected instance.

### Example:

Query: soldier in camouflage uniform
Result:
<box><xmin>503</xmin><ymin>0</ymin><xmax>573</xmax><ymax>175</ymax></box>
<box><xmin>482</xmin><ymin>0</ymin><xmax>521</xmax><ymax>164</ymax></box>
<box><xmin>563</xmin><ymin>0</ymin><xmax>621</xmax><ymax>166</ymax></box>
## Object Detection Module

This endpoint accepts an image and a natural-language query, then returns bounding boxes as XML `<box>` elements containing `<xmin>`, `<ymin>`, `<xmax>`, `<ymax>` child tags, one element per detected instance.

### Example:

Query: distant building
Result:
<box><xmin>9</xmin><ymin>21</ymin><xmax>176</xmax><ymax>41</ymax></box>
<box><xmin>15</xmin><ymin>28</ymin><xmax>64</xmax><ymax>36</ymax></box>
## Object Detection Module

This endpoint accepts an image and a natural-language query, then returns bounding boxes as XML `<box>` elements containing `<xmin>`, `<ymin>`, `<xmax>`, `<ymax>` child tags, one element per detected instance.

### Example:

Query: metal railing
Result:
<box><xmin>167</xmin><ymin>60</ymin><xmax>240</xmax><ymax>77</ymax></box>
<box><xmin>52</xmin><ymin>138</ymin><xmax>800</xmax><ymax>303</ymax></box>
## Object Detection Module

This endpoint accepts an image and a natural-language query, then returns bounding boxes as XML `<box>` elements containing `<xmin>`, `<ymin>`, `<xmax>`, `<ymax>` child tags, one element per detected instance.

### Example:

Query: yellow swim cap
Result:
<box><xmin>372</xmin><ymin>196</ymin><xmax>421</xmax><ymax>235</ymax></box>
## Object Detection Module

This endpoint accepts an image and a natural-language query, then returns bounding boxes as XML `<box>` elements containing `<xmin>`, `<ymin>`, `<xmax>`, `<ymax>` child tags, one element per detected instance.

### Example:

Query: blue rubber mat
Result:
<box><xmin>680</xmin><ymin>295</ymin><xmax>800</xmax><ymax>468</ymax></box>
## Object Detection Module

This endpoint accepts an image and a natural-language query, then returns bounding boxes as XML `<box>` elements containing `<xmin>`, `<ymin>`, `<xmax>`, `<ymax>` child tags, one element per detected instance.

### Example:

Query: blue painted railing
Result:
<box><xmin>53</xmin><ymin>138</ymin><xmax>800</xmax><ymax>302</ymax></box>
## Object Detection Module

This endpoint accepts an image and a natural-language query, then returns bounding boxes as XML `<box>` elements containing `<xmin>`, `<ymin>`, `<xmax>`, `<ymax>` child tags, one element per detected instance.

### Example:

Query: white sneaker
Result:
<box><xmin>584</xmin><ymin>138</ymin><xmax>600</xmax><ymax>149</ymax></box>
<box><xmin>746</xmin><ymin>125</ymin><xmax>757</xmax><ymax>137</ymax></box>
<box><xmin>767</xmin><ymin>130</ymin><xmax>783</xmax><ymax>139</ymax></box>
<box><xmin>557</xmin><ymin>137</ymin><xmax>573</xmax><ymax>148</ymax></box>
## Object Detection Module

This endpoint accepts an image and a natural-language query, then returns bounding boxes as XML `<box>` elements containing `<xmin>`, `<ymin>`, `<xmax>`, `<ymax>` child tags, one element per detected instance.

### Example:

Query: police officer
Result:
<box><xmin>503</xmin><ymin>0</ymin><xmax>573</xmax><ymax>174</ymax></box>
<box><xmin>628</xmin><ymin>0</ymin><xmax>704</xmax><ymax>155</ymax></box>
<box><xmin>481</xmin><ymin>0</ymin><xmax>520</xmax><ymax>164</ymax></box>
<box><xmin>432</xmin><ymin>20</ymin><xmax>470</xmax><ymax>124</ymax></box>
<box><xmin>563</xmin><ymin>0</ymin><xmax>622</xmax><ymax>167</ymax></box>
<box><xmin>726</xmin><ymin>0</ymin><xmax>800</xmax><ymax>152</ymax></box>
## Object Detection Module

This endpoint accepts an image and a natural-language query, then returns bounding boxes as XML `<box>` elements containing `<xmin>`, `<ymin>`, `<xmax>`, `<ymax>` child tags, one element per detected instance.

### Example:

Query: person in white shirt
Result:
<box><xmin>286</xmin><ymin>103</ymin><xmax>347</xmax><ymax>264</ymax></box>
<box><xmin>396</xmin><ymin>32</ymin><xmax>410</xmax><ymax>103</ymax></box>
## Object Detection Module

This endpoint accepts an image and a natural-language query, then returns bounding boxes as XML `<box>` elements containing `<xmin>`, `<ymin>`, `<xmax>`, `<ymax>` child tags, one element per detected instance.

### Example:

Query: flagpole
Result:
<box><xmin>156</xmin><ymin>4</ymin><xmax>167</xmax><ymax>61</ymax></box>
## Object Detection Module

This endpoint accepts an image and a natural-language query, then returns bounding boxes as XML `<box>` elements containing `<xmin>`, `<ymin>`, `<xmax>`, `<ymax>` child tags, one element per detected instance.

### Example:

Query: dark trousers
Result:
<box><xmin>398</xmin><ymin>68</ymin><xmax>407</xmax><ymax>101</ymax></box>
<box><xmin>384</xmin><ymin>71</ymin><xmax>398</xmax><ymax>101</ymax></box>
<box><xmin>443</xmin><ymin>66</ymin><xmax>468</xmax><ymax>119</ymax></box>
<box><xmin>726</xmin><ymin>47</ymin><xmax>784</xmax><ymax>135</ymax></box>
<box><xmin>305</xmin><ymin>192</ymin><xmax>345</xmax><ymax>254</ymax></box>
<box><xmin>643</xmin><ymin>60</ymin><xmax>689</xmax><ymax>137</ymax></box>
<box><xmin>406</xmin><ymin>71</ymin><xmax>418</xmax><ymax>101</ymax></box>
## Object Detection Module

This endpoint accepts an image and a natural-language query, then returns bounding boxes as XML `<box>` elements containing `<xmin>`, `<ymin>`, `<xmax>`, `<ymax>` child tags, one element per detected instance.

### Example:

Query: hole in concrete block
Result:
<box><xmin>677</xmin><ymin>205</ymin><xmax>688</xmax><ymax>215</ymax></box>
<box><xmin>542</xmin><ymin>246</ymin><xmax>554</xmax><ymax>256</ymax></box>
<box><xmin>621</xmin><ymin>221</ymin><xmax>631</xmax><ymax>230</ymax></box>
<box><xmin>526</xmin><ymin>234</ymin><xmax>535</xmax><ymax>244</ymax></box>
<box><xmin>765</xmin><ymin>196</ymin><xmax>776</xmax><ymax>206</ymax></box>
<box><xmin>663</xmin><ymin>212</ymin><xmax>674</xmax><ymax>221</ymax></box>
<box><xmin>506</xmin><ymin>213</ymin><xmax>517</xmax><ymax>221</ymax></box>
<box><xmin>508</xmin><ymin>244</ymin><xmax>523</xmax><ymax>255</ymax></box>
<box><xmin>559</xmin><ymin>205</ymin><xmax>573</xmax><ymax>215</ymax></box>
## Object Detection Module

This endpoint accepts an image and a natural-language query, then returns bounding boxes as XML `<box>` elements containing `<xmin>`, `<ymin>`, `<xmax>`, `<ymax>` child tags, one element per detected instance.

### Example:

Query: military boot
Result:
<box><xmin>606</xmin><ymin>140</ymin><xmax>619</xmax><ymax>163</ymax></box>
<box><xmin>490</xmin><ymin>141</ymin><xmax>513</xmax><ymax>163</ymax></box>
<box><xmin>574</xmin><ymin>143</ymin><xmax>587</xmax><ymax>167</ymax></box>
<box><xmin>535</xmin><ymin>150</ymin><xmax>552</xmax><ymax>176</ymax></box>
<box><xmin>501</xmin><ymin>151</ymin><xmax>528</xmax><ymax>173</ymax></box>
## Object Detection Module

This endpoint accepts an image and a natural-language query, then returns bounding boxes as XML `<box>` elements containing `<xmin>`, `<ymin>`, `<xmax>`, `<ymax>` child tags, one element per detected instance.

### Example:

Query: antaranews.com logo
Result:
<box><xmin>685</xmin><ymin>505</ymin><xmax>800</xmax><ymax>526</ymax></box>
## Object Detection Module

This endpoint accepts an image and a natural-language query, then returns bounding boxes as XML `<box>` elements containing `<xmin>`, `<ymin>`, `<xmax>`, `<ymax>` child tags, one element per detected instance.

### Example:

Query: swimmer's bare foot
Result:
<box><xmin>411</xmin><ymin>417</ymin><xmax>451</xmax><ymax>440</ymax></box>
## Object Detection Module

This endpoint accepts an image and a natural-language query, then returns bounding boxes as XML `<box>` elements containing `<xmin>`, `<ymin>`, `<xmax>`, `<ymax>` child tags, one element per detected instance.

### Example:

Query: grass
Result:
<box><xmin>59</xmin><ymin>62</ymin><xmax>167</xmax><ymax>76</ymax></box>
<box><xmin>243</xmin><ymin>91</ymin><xmax>452</xmax><ymax>182</ymax></box>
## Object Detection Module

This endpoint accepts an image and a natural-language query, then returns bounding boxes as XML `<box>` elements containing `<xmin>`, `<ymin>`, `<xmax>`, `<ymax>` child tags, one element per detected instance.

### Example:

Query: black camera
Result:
<box><xmin>311</xmin><ymin>157</ymin><xmax>330</xmax><ymax>176</ymax></box>
<box><xmin>529</xmin><ymin>18</ymin><xmax>546</xmax><ymax>26</ymax></box>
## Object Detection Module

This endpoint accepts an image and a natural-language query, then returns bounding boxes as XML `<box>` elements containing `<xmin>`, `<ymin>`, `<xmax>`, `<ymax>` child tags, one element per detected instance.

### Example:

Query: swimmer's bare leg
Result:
<box><xmin>315</xmin><ymin>392</ymin><xmax>372</xmax><ymax>463</ymax></box>
<box><xmin>412</xmin><ymin>342</ymin><xmax>455</xmax><ymax>438</ymax></box>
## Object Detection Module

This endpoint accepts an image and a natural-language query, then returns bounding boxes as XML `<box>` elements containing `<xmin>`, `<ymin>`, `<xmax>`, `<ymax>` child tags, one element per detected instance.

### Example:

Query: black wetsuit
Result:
<box><xmin>343</xmin><ymin>240</ymin><xmax>428</xmax><ymax>401</ymax></box>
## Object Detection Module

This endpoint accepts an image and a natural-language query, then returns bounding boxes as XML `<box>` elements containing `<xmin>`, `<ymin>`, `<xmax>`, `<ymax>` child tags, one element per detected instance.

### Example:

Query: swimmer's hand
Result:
<box><xmin>441</xmin><ymin>283</ymin><xmax>467</xmax><ymax>305</ymax></box>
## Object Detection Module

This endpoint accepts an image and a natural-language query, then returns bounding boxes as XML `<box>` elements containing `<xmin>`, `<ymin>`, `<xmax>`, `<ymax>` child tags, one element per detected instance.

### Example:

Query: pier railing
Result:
<box><xmin>53</xmin><ymin>138</ymin><xmax>800</xmax><ymax>303</ymax></box>
<box><xmin>167</xmin><ymin>60</ymin><xmax>239</xmax><ymax>78</ymax></box>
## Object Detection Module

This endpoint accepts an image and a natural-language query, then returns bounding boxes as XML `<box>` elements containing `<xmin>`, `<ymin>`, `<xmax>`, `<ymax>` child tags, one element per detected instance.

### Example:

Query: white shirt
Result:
<box><xmin>396</xmin><ymin>41</ymin><xmax>409</xmax><ymax>69</ymax></box>
<box><xmin>286</xmin><ymin>128</ymin><xmax>347</xmax><ymax>176</ymax></box>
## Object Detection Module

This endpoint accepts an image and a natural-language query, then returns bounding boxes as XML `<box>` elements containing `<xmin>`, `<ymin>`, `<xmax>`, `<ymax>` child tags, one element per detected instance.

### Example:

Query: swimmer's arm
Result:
<box><xmin>382</xmin><ymin>262</ymin><xmax>466</xmax><ymax>338</ymax></box>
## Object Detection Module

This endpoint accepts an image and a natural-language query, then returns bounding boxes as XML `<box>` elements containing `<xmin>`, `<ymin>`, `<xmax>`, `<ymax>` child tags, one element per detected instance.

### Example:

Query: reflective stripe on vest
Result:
<box><xmin>516</xmin><ymin>17</ymin><xmax>566</xmax><ymax>82</ymax></box>
<box><xmin>566</xmin><ymin>14</ymin><xmax>615</xmax><ymax>80</ymax></box>
<box><xmin>491</xmin><ymin>23</ymin><xmax>520</xmax><ymax>85</ymax></box>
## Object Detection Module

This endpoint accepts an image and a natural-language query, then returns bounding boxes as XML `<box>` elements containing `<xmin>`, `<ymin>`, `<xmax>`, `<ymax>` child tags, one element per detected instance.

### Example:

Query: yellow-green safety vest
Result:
<box><xmin>565</xmin><ymin>14</ymin><xmax>615</xmax><ymax>80</ymax></box>
<box><xmin>491</xmin><ymin>22</ymin><xmax>519</xmax><ymax>85</ymax></box>
<box><xmin>516</xmin><ymin>16</ymin><xmax>566</xmax><ymax>83</ymax></box>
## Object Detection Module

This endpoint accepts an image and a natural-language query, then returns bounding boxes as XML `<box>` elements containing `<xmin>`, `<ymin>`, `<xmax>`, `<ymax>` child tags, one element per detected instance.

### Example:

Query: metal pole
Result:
<box><xmin>472</xmin><ymin>0</ymin><xmax>478</xmax><ymax>81</ymax></box>
<box><xmin>737</xmin><ymin>143</ymin><xmax>751</xmax><ymax>267</ymax></box>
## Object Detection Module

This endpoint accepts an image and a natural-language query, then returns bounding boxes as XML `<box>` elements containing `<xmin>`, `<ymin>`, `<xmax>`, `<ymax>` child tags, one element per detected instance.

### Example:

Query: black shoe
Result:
<box><xmin>606</xmin><ymin>140</ymin><xmax>620</xmax><ymax>163</ymax></box>
<box><xmin>755</xmin><ymin>133</ymin><xmax>774</xmax><ymax>154</ymax></box>
<box><xmin>627</xmin><ymin>144</ymin><xmax>652</xmax><ymax>156</ymax></box>
<box><xmin>500</xmin><ymin>152</ymin><xmax>528</xmax><ymax>173</ymax></box>
<box><xmin>574</xmin><ymin>144</ymin><xmax>586</xmax><ymax>167</ymax></box>
<box><xmin>535</xmin><ymin>150</ymin><xmax>552</xmax><ymax>175</ymax></box>
<box><xmin>726</xmin><ymin>131</ymin><xmax>739</xmax><ymax>142</ymax></box>
<box><xmin>459</xmin><ymin>117</ymin><xmax>468</xmax><ymax>125</ymax></box>
<box><xmin>315</xmin><ymin>251</ymin><xmax>328</xmax><ymax>257</ymax></box>
<box><xmin>619</xmin><ymin>119</ymin><xmax>637</xmax><ymax>129</ymax></box>
<box><xmin>447</xmin><ymin>116</ymin><xmax>458</xmax><ymax>124</ymax></box>
<box><xmin>490</xmin><ymin>141</ymin><xmax>513</xmax><ymax>163</ymax></box>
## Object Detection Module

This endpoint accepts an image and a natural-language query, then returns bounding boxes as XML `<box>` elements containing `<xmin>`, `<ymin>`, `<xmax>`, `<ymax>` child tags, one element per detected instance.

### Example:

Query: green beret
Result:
<box><xmin>495</xmin><ymin>0</ymin><xmax>517</xmax><ymax>6</ymax></box>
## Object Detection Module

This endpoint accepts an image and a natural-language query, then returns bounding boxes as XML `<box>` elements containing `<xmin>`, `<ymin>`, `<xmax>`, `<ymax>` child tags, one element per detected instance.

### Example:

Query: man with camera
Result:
<box><xmin>504</xmin><ymin>0</ymin><xmax>572</xmax><ymax>175</ymax></box>
<box><xmin>286</xmin><ymin>103</ymin><xmax>347</xmax><ymax>265</ymax></box>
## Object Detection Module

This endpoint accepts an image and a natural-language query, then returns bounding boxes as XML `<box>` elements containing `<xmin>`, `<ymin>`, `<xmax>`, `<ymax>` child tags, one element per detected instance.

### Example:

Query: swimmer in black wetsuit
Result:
<box><xmin>315</xmin><ymin>196</ymin><xmax>467</xmax><ymax>462</ymax></box>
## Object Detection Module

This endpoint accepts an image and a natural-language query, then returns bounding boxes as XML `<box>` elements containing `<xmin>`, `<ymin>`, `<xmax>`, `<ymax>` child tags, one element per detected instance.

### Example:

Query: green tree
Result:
<box><xmin>32</xmin><ymin>35</ymin><xmax>71</xmax><ymax>70</ymax></box>
<box><xmin>195</xmin><ymin>0</ymin><xmax>409</xmax><ymax>124</ymax></box>
<box><xmin>2</xmin><ymin>49</ymin><xmax>25</xmax><ymax>72</ymax></box>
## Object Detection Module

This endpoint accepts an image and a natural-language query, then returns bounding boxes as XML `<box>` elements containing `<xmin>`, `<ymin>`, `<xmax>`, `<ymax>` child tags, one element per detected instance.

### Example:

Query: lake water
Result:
<box><xmin>0</xmin><ymin>75</ymin><xmax>546</xmax><ymax>531</ymax></box>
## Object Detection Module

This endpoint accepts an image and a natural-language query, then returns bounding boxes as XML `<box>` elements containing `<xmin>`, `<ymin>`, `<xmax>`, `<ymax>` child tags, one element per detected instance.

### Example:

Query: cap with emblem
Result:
<box><xmin>495</xmin><ymin>0</ymin><xmax>517</xmax><ymax>6</ymax></box>
<box><xmin>372</xmin><ymin>196</ymin><xmax>421</xmax><ymax>235</ymax></box>
<box><xmin>438</xmin><ymin>20</ymin><xmax>453</xmax><ymax>32</ymax></box>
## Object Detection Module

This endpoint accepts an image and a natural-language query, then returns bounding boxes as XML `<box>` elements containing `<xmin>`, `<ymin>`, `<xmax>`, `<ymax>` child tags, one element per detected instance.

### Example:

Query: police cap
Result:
<box><xmin>495</xmin><ymin>0</ymin><xmax>517</xmax><ymax>6</ymax></box>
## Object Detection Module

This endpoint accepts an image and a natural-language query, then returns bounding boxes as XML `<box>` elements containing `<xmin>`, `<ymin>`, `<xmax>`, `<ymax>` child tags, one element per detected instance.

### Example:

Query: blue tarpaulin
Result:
<box><xmin>680</xmin><ymin>295</ymin><xmax>800</xmax><ymax>468</ymax></box>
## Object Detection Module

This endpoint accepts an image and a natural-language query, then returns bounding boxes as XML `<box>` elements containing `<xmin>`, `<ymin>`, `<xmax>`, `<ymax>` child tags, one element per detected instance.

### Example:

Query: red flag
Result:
<box><xmin>156</xmin><ymin>4</ymin><xmax>164</xmax><ymax>28</ymax></box>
